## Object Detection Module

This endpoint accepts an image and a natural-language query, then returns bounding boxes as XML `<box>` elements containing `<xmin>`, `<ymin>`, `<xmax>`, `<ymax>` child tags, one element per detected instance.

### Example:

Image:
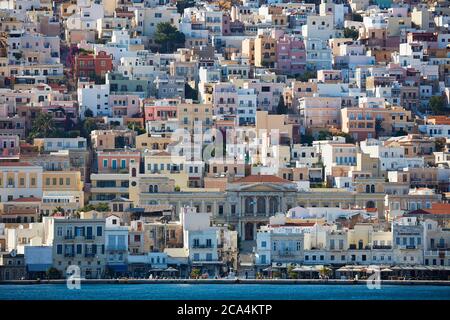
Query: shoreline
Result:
<box><xmin>1</xmin><ymin>279</ymin><xmax>450</xmax><ymax>286</ymax></box>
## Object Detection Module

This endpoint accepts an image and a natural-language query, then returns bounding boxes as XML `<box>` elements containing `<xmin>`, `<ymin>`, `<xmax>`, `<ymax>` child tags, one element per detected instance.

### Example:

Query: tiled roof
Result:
<box><xmin>0</xmin><ymin>162</ymin><xmax>33</xmax><ymax>167</ymax></box>
<box><xmin>233</xmin><ymin>175</ymin><xmax>292</xmax><ymax>184</ymax></box>
<box><xmin>9</xmin><ymin>196</ymin><xmax>41</xmax><ymax>202</ymax></box>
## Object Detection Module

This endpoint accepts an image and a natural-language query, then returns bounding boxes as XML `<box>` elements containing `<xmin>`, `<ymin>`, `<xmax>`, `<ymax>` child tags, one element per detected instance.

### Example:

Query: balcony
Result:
<box><xmin>64</xmin><ymin>235</ymin><xmax>75</xmax><ymax>240</ymax></box>
<box><xmin>372</xmin><ymin>245</ymin><xmax>392</xmax><ymax>250</ymax></box>
<box><xmin>277</xmin><ymin>250</ymin><xmax>297</xmax><ymax>257</ymax></box>
<box><xmin>192</xmin><ymin>244</ymin><xmax>214</xmax><ymax>249</ymax></box>
<box><xmin>85</xmin><ymin>235</ymin><xmax>96</xmax><ymax>241</ymax></box>
<box><xmin>64</xmin><ymin>253</ymin><xmax>75</xmax><ymax>257</ymax></box>
<box><xmin>85</xmin><ymin>253</ymin><xmax>96</xmax><ymax>258</ymax></box>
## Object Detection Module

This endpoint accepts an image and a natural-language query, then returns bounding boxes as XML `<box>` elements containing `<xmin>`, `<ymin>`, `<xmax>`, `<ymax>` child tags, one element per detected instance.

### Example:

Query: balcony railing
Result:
<box><xmin>372</xmin><ymin>245</ymin><xmax>393</xmax><ymax>250</ymax></box>
<box><xmin>192</xmin><ymin>244</ymin><xmax>213</xmax><ymax>249</ymax></box>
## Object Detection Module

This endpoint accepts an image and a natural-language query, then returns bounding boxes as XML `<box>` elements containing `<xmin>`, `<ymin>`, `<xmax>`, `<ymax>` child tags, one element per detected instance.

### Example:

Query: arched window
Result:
<box><xmin>131</xmin><ymin>167</ymin><xmax>136</xmax><ymax>177</ymax></box>
<box><xmin>149</xmin><ymin>185</ymin><xmax>153</xmax><ymax>193</ymax></box>
<box><xmin>366</xmin><ymin>185</ymin><xmax>370</xmax><ymax>193</ymax></box>
<box><xmin>154</xmin><ymin>185</ymin><xmax>158</xmax><ymax>193</ymax></box>
<box><xmin>371</xmin><ymin>184</ymin><xmax>375</xmax><ymax>193</ymax></box>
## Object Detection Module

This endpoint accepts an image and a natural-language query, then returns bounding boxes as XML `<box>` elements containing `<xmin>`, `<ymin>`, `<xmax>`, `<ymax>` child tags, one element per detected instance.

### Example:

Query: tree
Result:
<box><xmin>318</xmin><ymin>130</ymin><xmax>332</xmax><ymax>141</ymax></box>
<box><xmin>375</xmin><ymin>119</ymin><xmax>385</xmax><ymax>138</ymax></box>
<box><xmin>287</xmin><ymin>265</ymin><xmax>298</xmax><ymax>279</ymax></box>
<box><xmin>80</xmin><ymin>118</ymin><xmax>98</xmax><ymax>139</ymax></box>
<box><xmin>319</xmin><ymin>266</ymin><xmax>332</xmax><ymax>279</ymax></box>
<box><xmin>95</xmin><ymin>203</ymin><xmax>110</xmax><ymax>212</ymax></box>
<box><xmin>53</xmin><ymin>206</ymin><xmax>65</xmax><ymax>215</ymax></box>
<box><xmin>393</xmin><ymin>128</ymin><xmax>407</xmax><ymax>137</ymax></box>
<box><xmin>294</xmin><ymin>71</ymin><xmax>316</xmax><ymax>82</ymax></box>
<box><xmin>429</xmin><ymin>96</ymin><xmax>447</xmax><ymax>115</ymax></box>
<box><xmin>78</xmin><ymin>203</ymin><xmax>110</xmax><ymax>212</ymax></box>
<box><xmin>334</xmin><ymin>132</ymin><xmax>355</xmax><ymax>144</ymax></box>
<box><xmin>154</xmin><ymin>22</ymin><xmax>186</xmax><ymax>54</ymax></box>
<box><xmin>29</xmin><ymin>113</ymin><xmax>56</xmax><ymax>140</ymax></box>
<box><xmin>190</xmin><ymin>268</ymin><xmax>201</xmax><ymax>279</ymax></box>
<box><xmin>276</xmin><ymin>94</ymin><xmax>287</xmax><ymax>115</ymax></box>
<box><xmin>344</xmin><ymin>27</ymin><xmax>359</xmax><ymax>40</ymax></box>
<box><xmin>176</xmin><ymin>0</ymin><xmax>195</xmax><ymax>15</ymax></box>
<box><xmin>84</xmin><ymin>108</ymin><xmax>94</xmax><ymax>118</ymax></box>
<box><xmin>435</xmin><ymin>137</ymin><xmax>446</xmax><ymax>152</ymax></box>
<box><xmin>185</xmin><ymin>83</ymin><xmax>198</xmax><ymax>101</ymax></box>
<box><xmin>127</xmin><ymin>122</ymin><xmax>146</xmax><ymax>135</ymax></box>
<box><xmin>301</xmin><ymin>133</ymin><xmax>314</xmax><ymax>145</ymax></box>
<box><xmin>46</xmin><ymin>267</ymin><xmax>62</xmax><ymax>279</ymax></box>
<box><xmin>352</xmin><ymin>13</ymin><xmax>363</xmax><ymax>22</ymax></box>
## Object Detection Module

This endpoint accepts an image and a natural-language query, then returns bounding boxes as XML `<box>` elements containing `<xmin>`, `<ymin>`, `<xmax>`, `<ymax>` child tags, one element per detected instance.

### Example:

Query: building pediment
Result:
<box><xmin>229</xmin><ymin>183</ymin><xmax>296</xmax><ymax>192</ymax></box>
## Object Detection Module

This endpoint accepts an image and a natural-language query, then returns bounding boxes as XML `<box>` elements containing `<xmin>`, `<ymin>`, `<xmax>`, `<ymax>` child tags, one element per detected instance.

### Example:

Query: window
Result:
<box><xmin>96</xmin><ymin>226</ymin><xmax>102</xmax><ymax>237</ymax></box>
<box><xmin>261</xmin><ymin>241</ymin><xmax>267</xmax><ymax>248</ymax></box>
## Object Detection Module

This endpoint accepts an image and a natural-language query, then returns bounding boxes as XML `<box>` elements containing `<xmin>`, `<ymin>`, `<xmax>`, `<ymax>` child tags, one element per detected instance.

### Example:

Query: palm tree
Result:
<box><xmin>319</xmin><ymin>266</ymin><xmax>332</xmax><ymax>279</ymax></box>
<box><xmin>30</xmin><ymin>113</ymin><xmax>56</xmax><ymax>140</ymax></box>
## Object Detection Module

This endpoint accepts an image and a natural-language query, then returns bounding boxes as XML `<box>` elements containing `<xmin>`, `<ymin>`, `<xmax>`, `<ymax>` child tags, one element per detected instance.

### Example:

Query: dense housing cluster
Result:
<box><xmin>0</xmin><ymin>0</ymin><xmax>450</xmax><ymax>281</ymax></box>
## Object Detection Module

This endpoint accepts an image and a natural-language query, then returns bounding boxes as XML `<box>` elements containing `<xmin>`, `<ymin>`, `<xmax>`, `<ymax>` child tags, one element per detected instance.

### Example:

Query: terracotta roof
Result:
<box><xmin>407</xmin><ymin>203</ymin><xmax>450</xmax><ymax>215</ymax></box>
<box><xmin>9</xmin><ymin>196</ymin><xmax>41</xmax><ymax>202</ymax></box>
<box><xmin>428</xmin><ymin>116</ymin><xmax>450</xmax><ymax>125</ymax></box>
<box><xmin>0</xmin><ymin>162</ymin><xmax>33</xmax><ymax>167</ymax></box>
<box><xmin>153</xmin><ymin>151</ymin><xmax>172</xmax><ymax>156</ymax></box>
<box><xmin>233</xmin><ymin>175</ymin><xmax>292</xmax><ymax>184</ymax></box>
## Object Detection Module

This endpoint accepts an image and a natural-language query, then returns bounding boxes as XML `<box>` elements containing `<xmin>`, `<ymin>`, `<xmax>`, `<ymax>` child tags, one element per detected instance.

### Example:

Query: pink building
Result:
<box><xmin>276</xmin><ymin>35</ymin><xmax>306</xmax><ymax>75</ymax></box>
<box><xmin>97</xmin><ymin>150</ymin><xmax>141</xmax><ymax>174</ymax></box>
<box><xmin>0</xmin><ymin>135</ymin><xmax>20</xmax><ymax>160</ymax></box>
<box><xmin>110</xmin><ymin>94</ymin><xmax>140</xmax><ymax>118</ymax></box>
<box><xmin>144</xmin><ymin>105</ymin><xmax>178</xmax><ymax>122</ymax></box>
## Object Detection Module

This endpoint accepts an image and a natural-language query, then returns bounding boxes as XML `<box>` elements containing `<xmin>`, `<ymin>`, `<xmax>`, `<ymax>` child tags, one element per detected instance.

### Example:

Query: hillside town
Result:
<box><xmin>0</xmin><ymin>0</ymin><xmax>450</xmax><ymax>281</ymax></box>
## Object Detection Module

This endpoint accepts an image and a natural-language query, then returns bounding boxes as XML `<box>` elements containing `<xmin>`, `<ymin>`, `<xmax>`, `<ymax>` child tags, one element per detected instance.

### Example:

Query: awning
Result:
<box><xmin>108</xmin><ymin>264</ymin><xmax>128</xmax><ymax>272</ymax></box>
<box><xmin>27</xmin><ymin>264</ymin><xmax>52</xmax><ymax>272</ymax></box>
<box><xmin>165</xmin><ymin>267</ymin><xmax>178</xmax><ymax>272</ymax></box>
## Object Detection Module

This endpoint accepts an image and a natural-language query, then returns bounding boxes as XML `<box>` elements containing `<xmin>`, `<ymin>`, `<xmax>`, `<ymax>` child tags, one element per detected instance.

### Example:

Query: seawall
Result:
<box><xmin>1</xmin><ymin>279</ymin><xmax>450</xmax><ymax>286</ymax></box>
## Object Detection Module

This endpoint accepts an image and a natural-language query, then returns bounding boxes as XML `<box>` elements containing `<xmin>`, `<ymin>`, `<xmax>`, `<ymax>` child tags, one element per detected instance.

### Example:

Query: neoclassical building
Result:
<box><xmin>128</xmin><ymin>169</ymin><xmax>386</xmax><ymax>246</ymax></box>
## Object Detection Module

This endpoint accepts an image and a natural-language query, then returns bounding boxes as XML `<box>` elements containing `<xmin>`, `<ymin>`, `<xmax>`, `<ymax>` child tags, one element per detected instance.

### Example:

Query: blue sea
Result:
<box><xmin>0</xmin><ymin>284</ymin><xmax>450</xmax><ymax>300</ymax></box>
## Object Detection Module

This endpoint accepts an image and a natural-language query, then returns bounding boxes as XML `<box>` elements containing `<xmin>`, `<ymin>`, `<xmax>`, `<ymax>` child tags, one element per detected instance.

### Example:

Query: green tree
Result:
<box><xmin>429</xmin><ymin>96</ymin><xmax>447</xmax><ymax>115</ymax></box>
<box><xmin>84</xmin><ymin>108</ymin><xmax>94</xmax><ymax>118</ymax></box>
<box><xmin>185</xmin><ymin>83</ymin><xmax>198</xmax><ymax>100</ymax></box>
<box><xmin>435</xmin><ymin>137</ymin><xmax>446</xmax><ymax>152</ymax></box>
<box><xmin>46</xmin><ymin>267</ymin><xmax>62</xmax><ymax>279</ymax></box>
<box><xmin>276</xmin><ymin>94</ymin><xmax>287</xmax><ymax>115</ymax></box>
<box><xmin>176</xmin><ymin>0</ymin><xmax>195</xmax><ymax>14</ymax></box>
<box><xmin>80</xmin><ymin>118</ymin><xmax>98</xmax><ymax>139</ymax></box>
<box><xmin>318</xmin><ymin>130</ymin><xmax>332</xmax><ymax>140</ymax></box>
<box><xmin>127</xmin><ymin>122</ymin><xmax>146</xmax><ymax>135</ymax></box>
<box><xmin>29</xmin><ymin>113</ymin><xmax>56</xmax><ymax>140</ymax></box>
<box><xmin>334</xmin><ymin>132</ymin><xmax>355</xmax><ymax>144</ymax></box>
<box><xmin>154</xmin><ymin>22</ymin><xmax>186</xmax><ymax>53</ymax></box>
<box><xmin>295</xmin><ymin>71</ymin><xmax>316</xmax><ymax>82</ymax></box>
<box><xmin>94</xmin><ymin>203</ymin><xmax>110</xmax><ymax>212</ymax></box>
<box><xmin>375</xmin><ymin>119</ymin><xmax>385</xmax><ymax>138</ymax></box>
<box><xmin>352</xmin><ymin>13</ymin><xmax>363</xmax><ymax>22</ymax></box>
<box><xmin>287</xmin><ymin>265</ymin><xmax>298</xmax><ymax>279</ymax></box>
<box><xmin>301</xmin><ymin>133</ymin><xmax>314</xmax><ymax>145</ymax></box>
<box><xmin>319</xmin><ymin>266</ymin><xmax>332</xmax><ymax>278</ymax></box>
<box><xmin>344</xmin><ymin>27</ymin><xmax>359</xmax><ymax>40</ymax></box>
<box><xmin>190</xmin><ymin>268</ymin><xmax>201</xmax><ymax>279</ymax></box>
<box><xmin>53</xmin><ymin>206</ymin><xmax>65</xmax><ymax>215</ymax></box>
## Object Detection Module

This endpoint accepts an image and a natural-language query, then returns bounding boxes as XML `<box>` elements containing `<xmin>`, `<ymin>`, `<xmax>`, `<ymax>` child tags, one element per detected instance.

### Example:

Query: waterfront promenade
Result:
<box><xmin>1</xmin><ymin>278</ymin><xmax>450</xmax><ymax>286</ymax></box>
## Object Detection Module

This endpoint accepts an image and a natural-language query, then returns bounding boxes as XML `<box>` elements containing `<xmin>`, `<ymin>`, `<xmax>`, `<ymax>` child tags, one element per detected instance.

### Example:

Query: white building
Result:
<box><xmin>77</xmin><ymin>81</ymin><xmax>111</xmax><ymax>119</ymax></box>
<box><xmin>105</xmin><ymin>215</ymin><xmax>129</xmax><ymax>275</ymax></box>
